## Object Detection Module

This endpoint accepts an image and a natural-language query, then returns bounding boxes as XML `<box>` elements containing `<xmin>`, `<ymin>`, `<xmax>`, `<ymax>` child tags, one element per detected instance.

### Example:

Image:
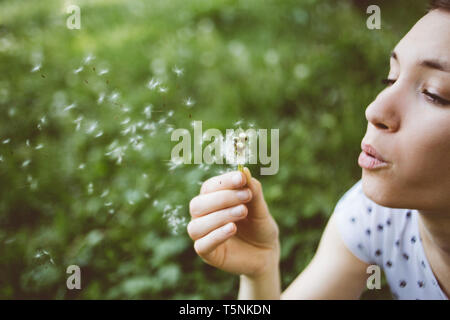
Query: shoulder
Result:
<box><xmin>333</xmin><ymin>180</ymin><xmax>410</xmax><ymax>265</ymax></box>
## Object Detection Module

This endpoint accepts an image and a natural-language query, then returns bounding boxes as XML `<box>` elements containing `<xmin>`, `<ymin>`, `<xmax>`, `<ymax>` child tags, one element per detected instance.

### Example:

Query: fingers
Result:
<box><xmin>190</xmin><ymin>188</ymin><xmax>252</xmax><ymax>217</ymax></box>
<box><xmin>200</xmin><ymin>171</ymin><xmax>247</xmax><ymax>194</ymax></box>
<box><xmin>193</xmin><ymin>222</ymin><xmax>236</xmax><ymax>258</ymax></box>
<box><xmin>187</xmin><ymin>204</ymin><xmax>248</xmax><ymax>240</ymax></box>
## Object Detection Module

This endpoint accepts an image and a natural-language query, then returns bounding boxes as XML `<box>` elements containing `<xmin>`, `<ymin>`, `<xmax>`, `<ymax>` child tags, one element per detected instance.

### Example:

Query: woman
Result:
<box><xmin>187</xmin><ymin>0</ymin><xmax>450</xmax><ymax>299</ymax></box>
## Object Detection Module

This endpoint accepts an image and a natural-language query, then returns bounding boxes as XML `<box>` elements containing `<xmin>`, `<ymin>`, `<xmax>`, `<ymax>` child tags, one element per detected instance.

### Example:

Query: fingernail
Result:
<box><xmin>236</xmin><ymin>189</ymin><xmax>250</xmax><ymax>201</ymax></box>
<box><xmin>223</xmin><ymin>223</ymin><xmax>234</xmax><ymax>233</ymax></box>
<box><xmin>231</xmin><ymin>205</ymin><xmax>245</xmax><ymax>217</ymax></box>
<box><xmin>232</xmin><ymin>173</ymin><xmax>242</xmax><ymax>186</ymax></box>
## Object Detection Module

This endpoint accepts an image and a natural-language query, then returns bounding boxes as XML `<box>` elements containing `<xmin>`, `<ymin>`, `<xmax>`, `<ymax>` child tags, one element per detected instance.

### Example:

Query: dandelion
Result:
<box><xmin>31</xmin><ymin>63</ymin><xmax>41</xmax><ymax>72</ymax></box>
<box><xmin>172</xmin><ymin>66</ymin><xmax>184</xmax><ymax>76</ymax></box>
<box><xmin>147</xmin><ymin>78</ymin><xmax>160</xmax><ymax>90</ymax></box>
<box><xmin>64</xmin><ymin>103</ymin><xmax>76</xmax><ymax>112</ymax></box>
<box><xmin>223</xmin><ymin>129</ymin><xmax>249</xmax><ymax>172</ymax></box>
<box><xmin>74</xmin><ymin>66</ymin><xmax>84</xmax><ymax>74</ymax></box>
<box><xmin>35</xmin><ymin>144</ymin><xmax>44</xmax><ymax>150</ymax></box>
<box><xmin>184</xmin><ymin>97</ymin><xmax>195</xmax><ymax>107</ymax></box>
<box><xmin>2</xmin><ymin>138</ymin><xmax>10</xmax><ymax>144</ymax></box>
<box><xmin>22</xmin><ymin>159</ymin><xmax>31</xmax><ymax>168</ymax></box>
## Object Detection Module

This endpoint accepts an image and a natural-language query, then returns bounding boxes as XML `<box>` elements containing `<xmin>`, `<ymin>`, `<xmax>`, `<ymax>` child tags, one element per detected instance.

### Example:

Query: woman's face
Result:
<box><xmin>360</xmin><ymin>9</ymin><xmax>450</xmax><ymax>212</ymax></box>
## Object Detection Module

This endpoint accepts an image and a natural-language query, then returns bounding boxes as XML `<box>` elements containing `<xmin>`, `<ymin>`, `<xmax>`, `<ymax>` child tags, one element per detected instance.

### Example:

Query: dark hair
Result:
<box><xmin>429</xmin><ymin>0</ymin><xmax>450</xmax><ymax>11</ymax></box>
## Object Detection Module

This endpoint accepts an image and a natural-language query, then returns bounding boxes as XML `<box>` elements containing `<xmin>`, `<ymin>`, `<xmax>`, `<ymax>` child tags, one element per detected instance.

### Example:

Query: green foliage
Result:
<box><xmin>0</xmin><ymin>0</ymin><xmax>426</xmax><ymax>299</ymax></box>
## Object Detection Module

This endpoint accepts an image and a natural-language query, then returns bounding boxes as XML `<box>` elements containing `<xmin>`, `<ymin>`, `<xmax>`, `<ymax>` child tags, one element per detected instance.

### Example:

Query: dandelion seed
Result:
<box><xmin>121</xmin><ymin>118</ymin><xmax>130</xmax><ymax>125</ymax></box>
<box><xmin>34</xmin><ymin>249</ymin><xmax>55</xmax><ymax>265</ymax></box>
<box><xmin>158</xmin><ymin>117</ymin><xmax>167</xmax><ymax>125</ymax></box>
<box><xmin>98</xmin><ymin>68</ymin><xmax>109</xmax><ymax>76</ymax></box>
<box><xmin>74</xmin><ymin>116</ymin><xmax>83</xmax><ymax>131</ymax></box>
<box><xmin>234</xmin><ymin>120</ymin><xmax>243</xmax><ymax>126</ymax></box>
<box><xmin>143</xmin><ymin>105</ymin><xmax>152</xmax><ymax>119</ymax></box>
<box><xmin>108</xmin><ymin>209</ymin><xmax>115</xmax><ymax>214</ymax></box>
<box><xmin>26</xmin><ymin>139</ymin><xmax>30</xmax><ymax>147</ymax></box>
<box><xmin>100</xmin><ymin>189</ymin><xmax>109</xmax><ymax>198</ymax></box>
<box><xmin>128</xmin><ymin>200</ymin><xmax>134</xmax><ymax>205</ymax></box>
<box><xmin>98</xmin><ymin>93</ymin><xmax>105</xmax><ymax>104</ymax></box>
<box><xmin>147</xmin><ymin>78</ymin><xmax>160</xmax><ymax>90</ymax></box>
<box><xmin>87</xmin><ymin>182</ymin><xmax>94</xmax><ymax>195</ymax></box>
<box><xmin>74</xmin><ymin>66</ymin><xmax>84</xmax><ymax>74</ymax></box>
<box><xmin>158</xmin><ymin>86</ymin><xmax>168</xmax><ymax>93</ymax></box>
<box><xmin>143</xmin><ymin>122</ymin><xmax>156</xmax><ymax>131</ymax></box>
<box><xmin>94</xmin><ymin>131</ymin><xmax>103</xmax><ymax>138</ymax></box>
<box><xmin>166</xmin><ymin>126</ymin><xmax>174</xmax><ymax>134</ymax></box>
<box><xmin>105</xmin><ymin>142</ymin><xmax>127</xmax><ymax>165</ymax></box>
<box><xmin>83</xmin><ymin>54</ymin><xmax>95</xmax><ymax>64</ymax></box>
<box><xmin>172</xmin><ymin>66</ymin><xmax>184</xmax><ymax>76</ymax></box>
<box><xmin>0</xmin><ymin>155</ymin><xmax>3</xmax><ymax>162</ymax></box>
<box><xmin>31</xmin><ymin>63</ymin><xmax>41</xmax><ymax>72</ymax></box>
<box><xmin>153</xmin><ymin>200</ymin><xmax>159</xmax><ymax>207</ymax></box>
<box><xmin>144</xmin><ymin>192</ymin><xmax>150</xmax><ymax>199</ymax></box>
<box><xmin>78</xmin><ymin>163</ymin><xmax>86</xmax><ymax>170</ymax></box>
<box><xmin>86</xmin><ymin>121</ymin><xmax>98</xmax><ymax>134</ymax></box>
<box><xmin>37</xmin><ymin>124</ymin><xmax>42</xmax><ymax>130</ymax></box>
<box><xmin>105</xmin><ymin>202</ymin><xmax>112</xmax><ymax>207</ymax></box>
<box><xmin>64</xmin><ymin>103</ymin><xmax>76</xmax><ymax>112</ymax></box>
<box><xmin>2</xmin><ymin>138</ymin><xmax>10</xmax><ymax>144</ymax></box>
<box><xmin>110</xmin><ymin>92</ymin><xmax>120</xmax><ymax>101</ymax></box>
<box><xmin>122</xmin><ymin>106</ymin><xmax>130</xmax><ymax>113</ymax></box>
<box><xmin>167</xmin><ymin>110</ymin><xmax>174</xmax><ymax>117</ymax></box>
<box><xmin>35</xmin><ymin>144</ymin><xmax>44</xmax><ymax>150</ymax></box>
<box><xmin>133</xmin><ymin>142</ymin><xmax>144</xmax><ymax>151</ymax></box>
<box><xmin>22</xmin><ymin>159</ymin><xmax>31</xmax><ymax>168</ymax></box>
<box><xmin>168</xmin><ymin>157</ymin><xmax>184</xmax><ymax>170</ymax></box>
<box><xmin>184</xmin><ymin>97</ymin><xmax>195</xmax><ymax>107</ymax></box>
<box><xmin>142</xmin><ymin>173</ymin><xmax>148</xmax><ymax>179</ymax></box>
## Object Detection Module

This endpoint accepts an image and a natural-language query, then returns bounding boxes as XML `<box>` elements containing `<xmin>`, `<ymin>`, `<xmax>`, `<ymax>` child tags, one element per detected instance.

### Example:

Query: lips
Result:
<box><xmin>358</xmin><ymin>142</ymin><xmax>389</xmax><ymax>170</ymax></box>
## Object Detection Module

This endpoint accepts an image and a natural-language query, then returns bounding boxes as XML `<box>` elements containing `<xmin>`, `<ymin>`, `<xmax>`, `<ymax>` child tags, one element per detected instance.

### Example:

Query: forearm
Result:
<box><xmin>237</xmin><ymin>261</ymin><xmax>281</xmax><ymax>300</ymax></box>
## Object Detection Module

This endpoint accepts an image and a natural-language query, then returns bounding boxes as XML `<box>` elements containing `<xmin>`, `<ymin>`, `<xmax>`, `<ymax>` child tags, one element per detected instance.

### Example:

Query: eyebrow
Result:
<box><xmin>391</xmin><ymin>51</ymin><xmax>450</xmax><ymax>73</ymax></box>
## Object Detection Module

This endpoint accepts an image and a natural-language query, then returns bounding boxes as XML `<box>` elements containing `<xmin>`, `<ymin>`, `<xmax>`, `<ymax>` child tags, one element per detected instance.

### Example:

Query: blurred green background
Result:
<box><xmin>0</xmin><ymin>0</ymin><xmax>428</xmax><ymax>299</ymax></box>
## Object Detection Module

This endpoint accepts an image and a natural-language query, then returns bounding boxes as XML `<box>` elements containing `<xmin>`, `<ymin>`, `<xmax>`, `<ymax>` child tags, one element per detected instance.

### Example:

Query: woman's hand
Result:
<box><xmin>187</xmin><ymin>167</ymin><xmax>280</xmax><ymax>278</ymax></box>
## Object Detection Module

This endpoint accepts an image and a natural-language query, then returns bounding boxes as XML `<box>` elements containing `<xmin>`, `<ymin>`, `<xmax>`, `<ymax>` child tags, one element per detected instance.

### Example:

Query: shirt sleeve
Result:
<box><xmin>333</xmin><ymin>180</ymin><xmax>375</xmax><ymax>265</ymax></box>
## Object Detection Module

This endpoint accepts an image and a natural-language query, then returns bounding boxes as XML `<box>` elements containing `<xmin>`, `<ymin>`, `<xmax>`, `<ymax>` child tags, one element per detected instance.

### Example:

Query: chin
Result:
<box><xmin>361</xmin><ymin>169</ymin><xmax>409</xmax><ymax>209</ymax></box>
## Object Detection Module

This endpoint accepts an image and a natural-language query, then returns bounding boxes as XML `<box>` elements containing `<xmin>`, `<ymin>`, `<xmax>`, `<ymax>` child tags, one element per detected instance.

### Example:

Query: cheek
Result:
<box><xmin>396</xmin><ymin>116</ymin><xmax>450</xmax><ymax>185</ymax></box>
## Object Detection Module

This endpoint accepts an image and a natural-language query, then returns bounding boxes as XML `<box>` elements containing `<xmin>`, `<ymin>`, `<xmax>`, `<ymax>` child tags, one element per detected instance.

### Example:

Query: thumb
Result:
<box><xmin>242</xmin><ymin>167</ymin><xmax>270</xmax><ymax>220</ymax></box>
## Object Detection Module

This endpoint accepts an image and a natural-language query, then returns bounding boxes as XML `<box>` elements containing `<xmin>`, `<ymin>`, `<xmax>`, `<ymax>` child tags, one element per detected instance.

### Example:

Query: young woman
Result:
<box><xmin>187</xmin><ymin>1</ymin><xmax>450</xmax><ymax>300</ymax></box>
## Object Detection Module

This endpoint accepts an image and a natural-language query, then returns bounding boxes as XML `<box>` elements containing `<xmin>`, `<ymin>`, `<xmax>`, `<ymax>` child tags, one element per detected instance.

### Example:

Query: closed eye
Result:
<box><xmin>423</xmin><ymin>90</ymin><xmax>450</xmax><ymax>106</ymax></box>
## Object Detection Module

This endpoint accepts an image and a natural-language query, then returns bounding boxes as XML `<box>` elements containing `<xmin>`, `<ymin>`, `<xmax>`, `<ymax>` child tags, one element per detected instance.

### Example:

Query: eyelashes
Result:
<box><xmin>380</xmin><ymin>78</ymin><xmax>450</xmax><ymax>106</ymax></box>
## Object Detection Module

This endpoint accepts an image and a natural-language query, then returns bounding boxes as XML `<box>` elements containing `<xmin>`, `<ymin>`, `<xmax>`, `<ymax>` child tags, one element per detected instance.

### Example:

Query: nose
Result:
<box><xmin>365</xmin><ymin>86</ymin><xmax>402</xmax><ymax>133</ymax></box>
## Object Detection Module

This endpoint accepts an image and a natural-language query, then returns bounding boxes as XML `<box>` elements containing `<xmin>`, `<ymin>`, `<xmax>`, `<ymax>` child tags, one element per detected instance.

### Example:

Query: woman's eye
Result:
<box><xmin>423</xmin><ymin>90</ymin><xmax>450</xmax><ymax>106</ymax></box>
<box><xmin>381</xmin><ymin>78</ymin><xmax>396</xmax><ymax>86</ymax></box>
